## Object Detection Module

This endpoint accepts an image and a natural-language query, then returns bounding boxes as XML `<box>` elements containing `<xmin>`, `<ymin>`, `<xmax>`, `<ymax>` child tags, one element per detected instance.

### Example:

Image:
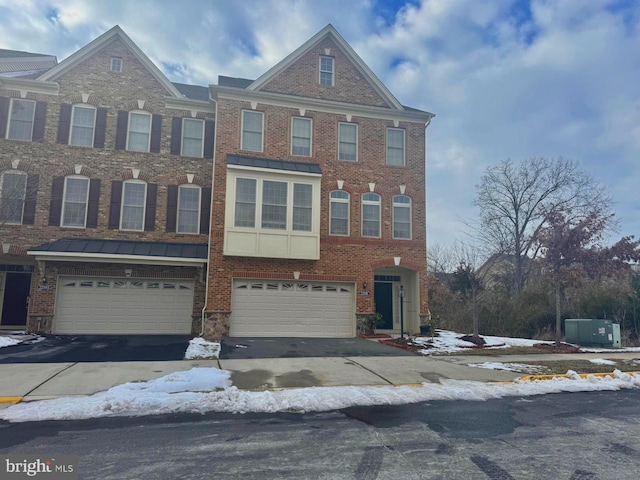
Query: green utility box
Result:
<box><xmin>564</xmin><ymin>319</ymin><xmax>621</xmax><ymax>348</ymax></box>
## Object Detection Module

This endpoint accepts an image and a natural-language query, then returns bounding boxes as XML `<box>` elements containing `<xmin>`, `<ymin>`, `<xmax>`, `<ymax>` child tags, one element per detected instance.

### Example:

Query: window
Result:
<box><xmin>234</xmin><ymin>178</ymin><xmax>256</xmax><ymax>228</ymax></box>
<box><xmin>320</xmin><ymin>56</ymin><xmax>334</xmax><ymax>86</ymax></box>
<box><xmin>241</xmin><ymin>110</ymin><xmax>263</xmax><ymax>152</ymax></box>
<box><xmin>291</xmin><ymin>117</ymin><xmax>312</xmax><ymax>156</ymax></box>
<box><xmin>110</xmin><ymin>57</ymin><xmax>122</xmax><ymax>72</ymax></box>
<box><xmin>181</xmin><ymin>118</ymin><xmax>204</xmax><ymax>157</ymax></box>
<box><xmin>61</xmin><ymin>176</ymin><xmax>89</xmax><ymax>227</ymax></box>
<box><xmin>7</xmin><ymin>99</ymin><xmax>35</xmax><ymax>141</ymax></box>
<box><xmin>0</xmin><ymin>170</ymin><xmax>27</xmax><ymax>224</ymax></box>
<box><xmin>120</xmin><ymin>180</ymin><xmax>147</xmax><ymax>231</ymax></box>
<box><xmin>177</xmin><ymin>184</ymin><xmax>201</xmax><ymax>234</ymax></box>
<box><xmin>387</xmin><ymin>128</ymin><xmax>405</xmax><ymax>166</ymax></box>
<box><xmin>262</xmin><ymin>180</ymin><xmax>287</xmax><ymax>229</ymax></box>
<box><xmin>362</xmin><ymin>193</ymin><xmax>381</xmax><ymax>238</ymax></box>
<box><xmin>329</xmin><ymin>190</ymin><xmax>349</xmax><ymax>235</ymax></box>
<box><xmin>127</xmin><ymin>111</ymin><xmax>151</xmax><ymax>152</ymax></box>
<box><xmin>393</xmin><ymin>195</ymin><xmax>412</xmax><ymax>239</ymax></box>
<box><xmin>338</xmin><ymin>123</ymin><xmax>357</xmax><ymax>161</ymax></box>
<box><xmin>69</xmin><ymin>105</ymin><xmax>96</xmax><ymax>147</ymax></box>
<box><xmin>293</xmin><ymin>183</ymin><xmax>312</xmax><ymax>231</ymax></box>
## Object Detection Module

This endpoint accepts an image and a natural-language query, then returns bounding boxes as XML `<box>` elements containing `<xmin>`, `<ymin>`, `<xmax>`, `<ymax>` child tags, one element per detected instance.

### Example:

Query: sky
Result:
<box><xmin>1</xmin><ymin>0</ymin><xmax>638</xmax><ymax>249</ymax></box>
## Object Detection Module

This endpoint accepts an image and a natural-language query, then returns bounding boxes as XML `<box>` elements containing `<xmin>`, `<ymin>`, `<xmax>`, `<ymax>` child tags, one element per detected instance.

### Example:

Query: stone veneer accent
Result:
<box><xmin>202</xmin><ymin>311</ymin><xmax>231</xmax><ymax>340</ymax></box>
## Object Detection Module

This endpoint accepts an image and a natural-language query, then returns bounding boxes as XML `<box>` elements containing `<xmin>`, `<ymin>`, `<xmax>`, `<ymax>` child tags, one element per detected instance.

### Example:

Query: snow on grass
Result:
<box><xmin>589</xmin><ymin>358</ymin><xmax>617</xmax><ymax>365</ymax></box>
<box><xmin>578</xmin><ymin>346</ymin><xmax>640</xmax><ymax>353</ymax></box>
<box><xmin>1</xmin><ymin>367</ymin><xmax>638</xmax><ymax>423</ymax></box>
<box><xmin>468</xmin><ymin>362</ymin><xmax>546</xmax><ymax>373</ymax></box>
<box><xmin>185</xmin><ymin>337</ymin><xmax>221</xmax><ymax>359</ymax></box>
<box><xmin>0</xmin><ymin>333</ymin><xmax>40</xmax><ymax>349</ymax></box>
<box><xmin>413</xmin><ymin>329</ymin><xmax>553</xmax><ymax>355</ymax></box>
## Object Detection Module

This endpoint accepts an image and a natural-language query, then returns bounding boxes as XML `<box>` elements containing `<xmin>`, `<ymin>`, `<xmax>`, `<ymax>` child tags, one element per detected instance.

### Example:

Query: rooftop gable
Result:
<box><xmin>247</xmin><ymin>24</ymin><xmax>403</xmax><ymax>111</ymax></box>
<box><xmin>37</xmin><ymin>25</ymin><xmax>183</xmax><ymax>98</ymax></box>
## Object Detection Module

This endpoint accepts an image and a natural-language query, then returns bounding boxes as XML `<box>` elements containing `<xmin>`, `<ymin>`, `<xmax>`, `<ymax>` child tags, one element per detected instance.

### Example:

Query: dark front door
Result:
<box><xmin>1</xmin><ymin>273</ymin><xmax>31</xmax><ymax>326</ymax></box>
<box><xmin>374</xmin><ymin>282</ymin><xmax>393</xmax><ymax>329</ymax></box>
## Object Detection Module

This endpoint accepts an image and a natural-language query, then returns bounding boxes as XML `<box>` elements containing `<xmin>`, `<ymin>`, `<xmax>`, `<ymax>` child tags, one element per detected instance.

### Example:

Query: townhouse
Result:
<box><xmin>0</xmin><ymin>24</ymin><xmax>434</xmax><ymax>339</ymax></box>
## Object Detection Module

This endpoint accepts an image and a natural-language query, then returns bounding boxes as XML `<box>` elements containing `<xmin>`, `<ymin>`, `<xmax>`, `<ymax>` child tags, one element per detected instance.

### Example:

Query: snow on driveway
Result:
<box><xmin>1</xmin><ymin>367</ymin><xmax>638</xmax><ymax>423</ymax></box>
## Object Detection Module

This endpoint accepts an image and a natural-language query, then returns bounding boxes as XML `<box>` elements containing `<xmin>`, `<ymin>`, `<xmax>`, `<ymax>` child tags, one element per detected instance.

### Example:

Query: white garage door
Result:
<box><xmin>230</xmin><ymin>280</ymin><xmax>355</xmax><ymax>337</ymax></box>
<box><xmin>55</xmin><ymin>277</ymin><xmax>194</xmax><ymax>334</ymax></box>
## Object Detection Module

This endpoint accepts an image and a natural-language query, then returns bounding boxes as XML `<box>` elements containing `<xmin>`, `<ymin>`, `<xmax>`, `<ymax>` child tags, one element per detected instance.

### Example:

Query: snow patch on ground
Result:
<box><xmin>414</xmin><ymin>330</ymin><xmax>553</xmax><ymax>355</ymax></box>
<box><xmin>0</xmin><ymin>333</ymin><xmax>40</xmax><ymax>349</ymax></box>
<box><xmin>579</xmin><ymin>346</ymin><xmax>640</xmax><ymax>353</ymax></box>
<box><xmin>184</xmin><ymin>337</ymin><xmax>221</xmax><ymax>359</ymax></box>
<box><xmin>589</xmin><ymin>358</ymin><xmax>617</xmax><ymax>365</ymax></box>
<box><xmin>0</xmin><ymin>337</ymin><xmax>22</xmax><ymax>348</ymax></box>
<box><xmin>467</xmin><ymin>362</ymin><xmax>545</xmax><ymax>373</ymax></box>
<box><xmin>1</xmin><ymin>367</ymin><xmax>638</xmax><ymax>423</ymax></box>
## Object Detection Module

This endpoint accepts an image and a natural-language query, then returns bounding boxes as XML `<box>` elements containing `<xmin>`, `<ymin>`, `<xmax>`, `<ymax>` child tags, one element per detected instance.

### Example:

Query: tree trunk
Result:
<box><xmin>555</xmin><ymin>279</ymin><xmax>562</xmax><ymax>345</ymax></box>
<box><xmin>472</xmin><ymin>285</ymin><xmax>479</xmax><ymax>337</ymax></box>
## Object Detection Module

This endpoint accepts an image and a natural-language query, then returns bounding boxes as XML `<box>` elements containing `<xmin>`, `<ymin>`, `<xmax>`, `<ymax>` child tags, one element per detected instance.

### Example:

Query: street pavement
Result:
<box><xmin>1</xmin><ymin>343</ymin><xmax>639</xmax><ymax>408</ymax></box>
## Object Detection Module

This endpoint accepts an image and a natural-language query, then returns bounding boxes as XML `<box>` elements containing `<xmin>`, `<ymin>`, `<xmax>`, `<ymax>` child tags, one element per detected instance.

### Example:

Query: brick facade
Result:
<box><xmin>1</xmin><ymin>24</ymin><xmax>433</xmax><ymax>339</ymax></box>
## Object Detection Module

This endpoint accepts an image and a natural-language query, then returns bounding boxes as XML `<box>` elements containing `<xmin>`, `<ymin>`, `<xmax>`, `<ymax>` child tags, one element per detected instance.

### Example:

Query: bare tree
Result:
<box><xmin>473</xmin><ymin>157</ymin><xmax>611</xmax><ymax>295</ymax></box>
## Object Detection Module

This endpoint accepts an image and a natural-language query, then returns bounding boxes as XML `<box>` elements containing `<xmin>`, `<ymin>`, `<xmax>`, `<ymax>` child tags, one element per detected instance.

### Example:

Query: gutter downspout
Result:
<box><xmin>201</xmin><ymin>90</ymin><xmax>218</xmax><ymax>337</ymax></box>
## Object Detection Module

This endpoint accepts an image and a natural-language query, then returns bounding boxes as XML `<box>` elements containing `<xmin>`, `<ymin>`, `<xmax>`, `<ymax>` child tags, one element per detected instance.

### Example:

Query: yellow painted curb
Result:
<box><xmin>520</xmin><ymin>371</ymin><xmax>640</xmax><ymax>382</ymax></box>
<box><xmin>0</xmin><ymin>396</ymin><xmax>22</xmax><ymax>404</ymax></box>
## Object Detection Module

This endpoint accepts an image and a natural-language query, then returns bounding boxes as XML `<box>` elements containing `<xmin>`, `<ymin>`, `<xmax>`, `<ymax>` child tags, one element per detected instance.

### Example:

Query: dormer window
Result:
<box><xmin>319</xmin><ymin>56</ymin><xmax>334</xmax><ymax>86</ymax></box>
<box><xmin>110</xmin><ymin>57</ymin><xmax>123</xmax><ymax>72</ymax></box>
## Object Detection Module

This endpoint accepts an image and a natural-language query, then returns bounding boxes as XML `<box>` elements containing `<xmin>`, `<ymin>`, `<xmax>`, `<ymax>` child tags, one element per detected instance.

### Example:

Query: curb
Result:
<box><xmin>0</xmin><ymin>396</ymin><xmax>22</xmax><ymax>404</ymax></box>
<box><xmin>519</xmin><ymin>371</ymin><xmax>640</xmax><ymax>382</ymax></box>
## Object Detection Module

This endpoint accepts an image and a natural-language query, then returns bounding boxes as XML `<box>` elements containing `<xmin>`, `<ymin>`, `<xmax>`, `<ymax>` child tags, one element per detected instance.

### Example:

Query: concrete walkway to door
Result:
<box><xmin>219</xmin><ymin>337</ymin><xmax>416</xmax><ymax>359</ymax></box>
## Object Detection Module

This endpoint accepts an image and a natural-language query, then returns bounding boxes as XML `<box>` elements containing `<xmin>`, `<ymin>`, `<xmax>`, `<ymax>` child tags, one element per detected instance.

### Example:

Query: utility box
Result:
<box><xmin>565</xmin><ymin>319</ymin><xmax>621</xmax><ymax>348</ymax></box>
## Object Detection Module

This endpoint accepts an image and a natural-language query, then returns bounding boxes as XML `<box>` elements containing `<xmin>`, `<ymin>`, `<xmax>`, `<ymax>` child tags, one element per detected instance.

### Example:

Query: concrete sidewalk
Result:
<box><xmin>1</xmin><ymin>350</ymin><xmax>638</xmax><ymax>408</ymax></box>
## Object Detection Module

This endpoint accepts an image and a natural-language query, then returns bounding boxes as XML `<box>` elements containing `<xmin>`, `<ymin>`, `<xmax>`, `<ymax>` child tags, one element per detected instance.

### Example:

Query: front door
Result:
<box><xmin>374</xmin><ymin>282</ymin><xmax>393</xmax><ymax>329</ymax></box>
<box><xmin>0</xmin><ymin>272</ymin><xmax>31</xmax><ymax>327</ymax></box>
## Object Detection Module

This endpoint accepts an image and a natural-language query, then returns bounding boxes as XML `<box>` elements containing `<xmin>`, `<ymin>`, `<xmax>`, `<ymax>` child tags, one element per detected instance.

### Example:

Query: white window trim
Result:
<box><xmin>110</xmin><ymin>57</ymin><xmax>123</xmax><ymax>72</ymax></box>
<box><xmin>329</xmin><ymin>190</ymin><xmax>350</xmax><ymax>236</ymax></box>
<box><xmin>386</xmin><ymin>127</ymin><xmax>406</xmax><ymax>166</ymax></box>
<box><xmin>69</xmin><ymin>104</ymin><xmax>97</xmax><ymax>147</ymax></box>
<box><xmin>120</xmin><ymin>179</ymin><xmax>147</xmax><ymax>231</ymax></box>
<box><xmin>181</xmin><ymin>117</ymin><xmax>205</xmax><ymax>158</ymax></box>
<box><xmin>392</xmin><ymin>195</ymin><xmax>412</xmax><ymax>240</ymax></box>
<box><xmin>126</xmin><ymin>110</ymin><xmax>152</xmax><ymax>152</ymax></box>
<box><xmin>241</xmin><ymin>110</ymin><xmax>264</xmax><ymax>152</ymax></box>
<box><xmin>319</xmin><ymin>56</ymin><xmax>335</xmax><ymax>86</ymax></box>
<box><xmin>338</xmin><ymin>122</ymin><xmax>358</xmax><ymax>162</ymax></box>
<box><xmin>0</xmin><ymin>170</ymin><xmax>27</xmax><ymax>224</ymax></box>
<box><xmin>6</xmin><ymin>98</ymin><xmax>35</xmax><ymax>141</ymax></box>
<box><xmin>177</xmin><ymin>184</ymin><xmax>202</xmax><ymax>234</ymax></box>
<box><xmin>61</xmin><ymin>175</ymin><xmax>90</xmax><ymax>228</ymax></box>
<box><xmin>232</xmin><ymin>176</ymin><xmax>316</xmax><ymax>232</ymax></box>
<box><xmin>361</xmin><ymin>193</ymin><xmax>381</xmax><ymax>238</ymax></box>
<box><xmin>290</xmin><ymin>116</ymin><xmax>312</xmax><ymax>157</ymax></box>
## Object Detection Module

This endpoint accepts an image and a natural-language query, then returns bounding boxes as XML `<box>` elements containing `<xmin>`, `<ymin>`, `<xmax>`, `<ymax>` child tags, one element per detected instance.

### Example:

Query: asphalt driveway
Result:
<box><xmin>0</xmin><ymin>335</ymin><xmax>192</xmax><ymax>363</ymax></box>
<box><xmin>220</xmin><ymin>336</ymin><xmax>416</xmax><ymax>359</ymax></box>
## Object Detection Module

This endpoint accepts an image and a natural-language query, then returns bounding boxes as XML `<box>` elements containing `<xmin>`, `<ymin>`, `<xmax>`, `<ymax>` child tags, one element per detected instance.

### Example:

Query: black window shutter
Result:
<box><xmin>33</xmin><ymin>101</ymin><xmax>47</xmax><ymax>143</ymax></box>
<box><xmin>0</xmin><ymin>96</ymin><xmax>9</xmax><ymax>138</ymax></box>
<box><xmin>166</xmin><ymin>185</ymin><xmax>178</xmax><ymax>232</ymax></box>
<box><xmin>48</xmin><ymin>176</ymin><xmax>64</xmax><ymax>226</ymax></box>
<box><xmin>150</xmin><ymin>114</ymin><xmax>162</xmax><ymax>153</ymax></box>
<box><xmin>22</xmin><ymin>174</ymin><xmax>39</xmax><ymax>225</ymax></box>
<box><xmin>144</xmin><ymin>183</ymin><xmax>157</xmax><ymax>231</ymax></box>
<box><xmin>204</xmin><ymin>120</ymin><xmax>215</xmax><ymax>159</ymax></box>
<box><xmin>86</xmin><ymin>179</ymin><xmax>101</xmax><ymax>228</ymax></box>
<box><xmin>170</xmin><ymin>117</ymin><xmax>182</xmax><ymax>155</ymax></box>
<box><xmin>57</xmin><ymin>104</ymin><xmax>72</xmax><ymax>144</ymax></box>
<box><xmin>108</xmin><ymin>181</ymin><xmax>123</xmax><ymax>229</ymax></box>
<box><xmin>199</xmin><ymin>186</ymin><xmax>212</xmax><ymax>234</ymax></box>
<box><xmin>93</xmin><ymin>108</ymin><xmax>108</xmax><ymax>148</ymax></box>
<box><xmin>115</xmin><ymin>111</ymin><xmax>128</xmax><ymax>150</ymax></box>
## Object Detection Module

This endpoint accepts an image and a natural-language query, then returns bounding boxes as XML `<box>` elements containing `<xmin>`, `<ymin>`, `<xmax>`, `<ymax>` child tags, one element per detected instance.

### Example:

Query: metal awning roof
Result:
<box><xmin>28</xmin><ymin>238</ymin><xmax>208</xmax><ymax>266</ymax></box>
<box><xmin>227</xmin><ymin>154</ymin><xmax>322</xmax><ymax>174</ymax></box>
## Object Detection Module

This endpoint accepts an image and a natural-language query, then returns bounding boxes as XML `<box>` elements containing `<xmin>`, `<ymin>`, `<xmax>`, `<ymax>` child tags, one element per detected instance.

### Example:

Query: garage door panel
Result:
<box><xmin>231</xmin><ymin>280</ymin><xmax>354</xmax><ymax>337</ymax></box>
<box><xmin>55</xmin><ymin>276</ymin><xmax>194</xmax><ymax>335</ymax></box>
